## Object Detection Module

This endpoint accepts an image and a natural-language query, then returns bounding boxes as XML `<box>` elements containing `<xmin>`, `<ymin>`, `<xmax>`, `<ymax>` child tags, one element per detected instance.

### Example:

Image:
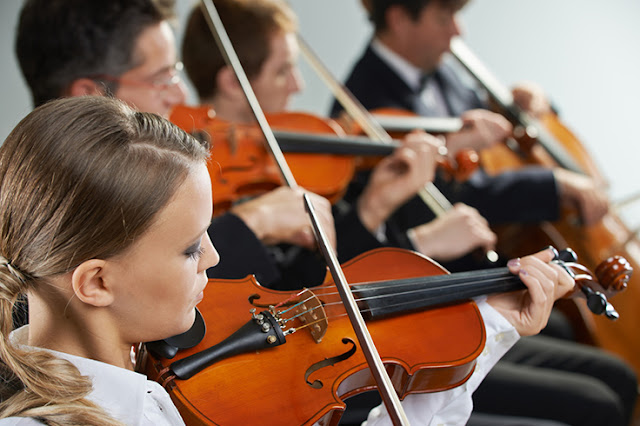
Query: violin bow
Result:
<box><xmin>198</xmin><ymin>1</ymin><xmax>410</xmax><ymax>424</ymax></box>
<box><xmin>296</xmin><ymin>33</ymin><xmax>499</xmax><ymax>263</ymax></box>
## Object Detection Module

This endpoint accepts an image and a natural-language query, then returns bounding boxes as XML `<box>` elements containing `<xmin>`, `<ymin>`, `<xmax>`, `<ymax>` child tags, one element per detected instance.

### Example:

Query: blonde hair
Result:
<box><xmin>0</xmin><ymin>96</ymin><xmax>208</xmax><ymax>424</ymax></box>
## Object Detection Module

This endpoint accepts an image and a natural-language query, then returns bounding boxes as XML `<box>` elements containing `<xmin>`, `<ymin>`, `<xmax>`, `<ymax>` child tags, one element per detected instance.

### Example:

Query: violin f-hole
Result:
<box><xmin>304</xmin><ymin>338</ymin><xmax>357</xmax><ymax>389</ymax></box>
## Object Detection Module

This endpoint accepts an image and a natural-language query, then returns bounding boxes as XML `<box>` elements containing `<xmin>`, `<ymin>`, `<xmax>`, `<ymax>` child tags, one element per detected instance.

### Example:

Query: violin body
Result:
<box><xmin>171</xmin><ymin>105</ymin><xmax>355</xmax><ymax>211</ymax></box>
<box><xmin>141</xmin><ymin>248</ymin><xmax>485</xmax><ymax>425</ymax></box>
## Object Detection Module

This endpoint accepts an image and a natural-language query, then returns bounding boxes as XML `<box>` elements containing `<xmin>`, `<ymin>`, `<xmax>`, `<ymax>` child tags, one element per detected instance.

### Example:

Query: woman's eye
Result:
<box><xmin>186</xmin><ymin>245</ymin><xmax>205</xmax><ymax>260</ymax></box>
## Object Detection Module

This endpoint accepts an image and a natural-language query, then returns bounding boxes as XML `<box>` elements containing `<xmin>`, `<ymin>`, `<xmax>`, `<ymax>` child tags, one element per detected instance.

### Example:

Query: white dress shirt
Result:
<box><xmin>371</xmin><ymin>38</ymin><xmax>450</xmax><ymax>117</ymax></box>
<box><xmin>0</xmin><ymin>326</ymin><xmax>185</xmax><ymax>426</ymax></box>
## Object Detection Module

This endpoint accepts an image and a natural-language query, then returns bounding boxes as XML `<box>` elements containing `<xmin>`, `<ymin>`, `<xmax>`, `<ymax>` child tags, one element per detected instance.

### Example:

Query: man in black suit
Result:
<box><xmin>331</xmin><ymin>0</ymin><xmax>608</xmax><ymax>230</ymax></box>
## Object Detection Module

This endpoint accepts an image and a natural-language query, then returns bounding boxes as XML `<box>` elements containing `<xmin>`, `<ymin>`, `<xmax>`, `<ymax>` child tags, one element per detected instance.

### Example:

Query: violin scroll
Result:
<box><xmin>555</xmin><ymin>250</ymin><xmax>632</xmax><ymax>320</ymax></box>
<box><xmin>595</xmin><ymin>255</ymin><xmax>631</xmax><ymax>292</ymax></box>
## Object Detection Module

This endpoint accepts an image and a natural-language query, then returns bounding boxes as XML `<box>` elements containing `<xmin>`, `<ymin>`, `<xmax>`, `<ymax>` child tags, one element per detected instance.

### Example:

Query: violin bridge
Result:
<box><xmin>293</xmin><ymin>288</ymin><xmax>328</xmax><ymax>343</ymax></box>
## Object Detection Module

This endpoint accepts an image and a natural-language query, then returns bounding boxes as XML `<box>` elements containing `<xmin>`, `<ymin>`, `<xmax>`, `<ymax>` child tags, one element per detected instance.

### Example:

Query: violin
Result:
<box><xmin>138</xmin><ymin>247</ymin><xmax>630</xmax><ymax>425</ymax></box>
<box><xmin>449</xmin><ymin>37</ymin><xmax>640</xmax><ymax>374</ymax></box>
<box><xmin>170</xmin><ymin>105</ymin><xmax>474</xmax><ymax>213</ymax></box>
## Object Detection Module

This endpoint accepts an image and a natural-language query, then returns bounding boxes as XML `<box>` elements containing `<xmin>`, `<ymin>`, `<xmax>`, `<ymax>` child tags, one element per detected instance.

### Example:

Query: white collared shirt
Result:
<box><xmin>0</xmin><ymin>327</ymin><xmax>185</xmax><ymax>426</ymax></box>
<box><xmin>371</xmin><ymin>38</ymin><xmax>450</xmax><ymax>117</ymax></box>
<box><xmin>371</xmin><ymin>38</ymin><xmax>424</xmax><ymax>92</ymax></box>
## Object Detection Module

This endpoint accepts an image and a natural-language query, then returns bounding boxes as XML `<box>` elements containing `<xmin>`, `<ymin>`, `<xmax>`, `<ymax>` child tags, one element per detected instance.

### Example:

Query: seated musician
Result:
<box><xmin>331</xmin><ymin>0</ymin><xmax>608</xmax><ymax>229</ymax></box>
<box><xmin>0</xmin><ymin>96</ymin><xmax>573</xmax><ymax>426</ymax></box>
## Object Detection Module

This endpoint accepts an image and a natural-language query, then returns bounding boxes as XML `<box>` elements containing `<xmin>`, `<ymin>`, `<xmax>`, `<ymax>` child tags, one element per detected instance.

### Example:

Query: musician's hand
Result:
<box><xmin>445</xmin><ymin>109</ymin><xmax>511</xmax><ymax>154</ymax></box>
<box><xmin>231</xmin><ymin>187</ymin><xmax>336</xmax><ymax>251</ymax></box>
<box><xmin>512</xmin><ymin>82</ymin><xmax>551</xmax><ymax>118</ymax></box>
<box><xmin>357</xmin><ymin>131</ymin><xmax>442</xmax><ymax>232</ymax></box>
<box><xmin>488</xmin><ymin>248</ymin><xmax>574</xmax><ymax>336</ymax></box>
<box><xmin>408</xmin><ymin>203</ymin><xmax>497</xmax><ymax>261</ymax></box>
<box><xmin>553</xmin><ymin>168</ymin><xmax>609</xmax><ymax>226</ymax></box>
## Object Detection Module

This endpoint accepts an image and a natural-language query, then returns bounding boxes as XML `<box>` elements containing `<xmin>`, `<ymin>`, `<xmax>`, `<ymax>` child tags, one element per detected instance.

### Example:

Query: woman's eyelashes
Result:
<box><xmin>185</xmin><ymin>242</ymin><xmax>205</xmax><ymax>260</ymax></box>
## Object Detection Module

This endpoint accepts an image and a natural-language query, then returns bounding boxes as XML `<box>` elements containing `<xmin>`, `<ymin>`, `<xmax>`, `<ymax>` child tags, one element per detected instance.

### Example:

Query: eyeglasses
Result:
<box><xmin>88</xmin><ymin>62</ymin><xmax>184</xmax><ymax>92</ymax></box>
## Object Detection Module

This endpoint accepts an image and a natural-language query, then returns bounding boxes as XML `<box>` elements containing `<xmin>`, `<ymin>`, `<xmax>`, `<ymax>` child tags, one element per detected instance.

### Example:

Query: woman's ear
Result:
<box><xmin>70</xmin><ymin>259</ymin><xmax>114</xmax><ymax>307</ymax></box>
<box><xmin>67</xmin><ymin>78</ymin><xmax>106</xmax><ymax>97</ymax></box>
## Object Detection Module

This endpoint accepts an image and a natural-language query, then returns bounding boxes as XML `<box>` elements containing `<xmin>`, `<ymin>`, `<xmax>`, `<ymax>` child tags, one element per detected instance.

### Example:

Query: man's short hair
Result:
<box><xmin>16</xmin><ymin>0</ymin><xmax>176</xmax><ymax>107</ymax></box>
<box><xmin>368</xmin><ymin>0</ymin><xmax>468</xmax><ymax>32</ymax></box>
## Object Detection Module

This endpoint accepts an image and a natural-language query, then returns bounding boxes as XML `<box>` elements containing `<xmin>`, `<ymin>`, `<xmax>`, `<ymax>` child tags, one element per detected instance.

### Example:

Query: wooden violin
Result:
<box><xmin>138</xmin><ymin>247</ymin><xmax>630</xmax><ymax>425</ymax></box>
<box><xmin>170</xmin><ymin>105</ymin><xmax>475</xmax><ymax>213</ymax></box>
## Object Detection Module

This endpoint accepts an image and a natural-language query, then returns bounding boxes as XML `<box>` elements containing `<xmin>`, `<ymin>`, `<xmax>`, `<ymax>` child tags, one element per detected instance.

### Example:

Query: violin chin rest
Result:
<box><xmin>144</xmin><ymin>308</ymin><xmax>207</xmax><ymax>359</ymax></box>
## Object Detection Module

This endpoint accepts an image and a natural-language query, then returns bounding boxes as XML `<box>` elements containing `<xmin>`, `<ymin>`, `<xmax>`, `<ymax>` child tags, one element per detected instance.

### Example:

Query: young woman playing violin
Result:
<box><xmin>0</xmin><ymin>96</ymin><xmax>576</xmax><ymax>426</ymax></box>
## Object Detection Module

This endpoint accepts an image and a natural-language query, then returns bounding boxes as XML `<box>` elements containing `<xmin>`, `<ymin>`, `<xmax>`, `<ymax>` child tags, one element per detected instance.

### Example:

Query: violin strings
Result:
<box><xmin>271</xmin><ymin>261</ymin><xmax>588</xmax><ymax>329</ymax></box>
<box><xmin>307</xmin><ymin>268</ymin><xmax>515</xmax><ymax>303</ymax></box>
<box><xmin>273</xmin><ymin>270</ymin><xmax>523</xmax><ymax>326</ymax></box>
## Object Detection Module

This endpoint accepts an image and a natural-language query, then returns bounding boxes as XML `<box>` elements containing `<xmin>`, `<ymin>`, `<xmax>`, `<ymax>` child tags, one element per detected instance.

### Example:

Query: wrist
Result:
<box><xmin>357</xmin><ymin>190</ymin><xmax>391</xmax><ymax>233</ymax></box>
<box><xmin>408</xmin><ymin>223</ymin><xmax>436</xmax><ymax>258</ymax></box>
<box><xmin>230</xmin><ymin>201</ymin><xmax>267</xmax><ymax>241</ymax></box>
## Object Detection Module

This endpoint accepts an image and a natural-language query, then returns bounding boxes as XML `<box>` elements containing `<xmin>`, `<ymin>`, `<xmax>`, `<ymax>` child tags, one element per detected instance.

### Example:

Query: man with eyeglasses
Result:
<box><xmin>16</xmin><ymin>0</ymin><xmax>187</xmax><ymax>119</ymax></box>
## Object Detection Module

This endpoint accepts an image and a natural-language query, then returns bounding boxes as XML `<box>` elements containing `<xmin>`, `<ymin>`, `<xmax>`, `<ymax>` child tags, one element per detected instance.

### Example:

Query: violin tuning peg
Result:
<box><xmin>557</xmin><ymin>248</ymin><xmax>578</xmax><ymax>263</ymax></box>
<box><xmin>585</xmin><ymin>290</ymin><xmax>607</xmax><ymax>316</ymax></box>
<box><xmin>582</xmin><ymin>285</ymin><xmax>619</xmax><ymax>320</ymax></box>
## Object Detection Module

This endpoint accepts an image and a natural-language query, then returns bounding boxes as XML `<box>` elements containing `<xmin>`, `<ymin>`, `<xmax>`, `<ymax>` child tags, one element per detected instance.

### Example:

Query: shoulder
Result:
<box><xmin>0</xmin><ymin>418</ymin><xmax>45</xmax><ymax>425</ymax></box>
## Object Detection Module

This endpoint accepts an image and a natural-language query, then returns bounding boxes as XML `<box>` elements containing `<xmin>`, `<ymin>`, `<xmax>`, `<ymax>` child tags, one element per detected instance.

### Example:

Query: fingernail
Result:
<box><xmin>545</xmin><ymin>246</ymin><xmax>559</xmax><ymax>260</ymax></box>
<box><xmin>507</xmin><ymin>258</ymin><xmax>521</xmax><ymax>268</ymax></box>
<box><xmin>520</xmin><ymin>268</ymin><xmax>528</xmax><ymax>276</ymax></box>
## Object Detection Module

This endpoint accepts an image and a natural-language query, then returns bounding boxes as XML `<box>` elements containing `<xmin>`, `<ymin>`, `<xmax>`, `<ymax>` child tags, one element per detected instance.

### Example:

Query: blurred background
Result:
<box><xmin>2</xmin><ymin>0</ymin><xmax>639</xmax><ymax>224</ymax></box>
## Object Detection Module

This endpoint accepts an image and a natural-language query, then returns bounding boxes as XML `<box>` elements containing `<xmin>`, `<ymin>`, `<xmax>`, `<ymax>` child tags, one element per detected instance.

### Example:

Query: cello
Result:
<box><xmin>449</xmin><ymin>37</ymin><xmax>640</xmax><ymax>374</ymax></box>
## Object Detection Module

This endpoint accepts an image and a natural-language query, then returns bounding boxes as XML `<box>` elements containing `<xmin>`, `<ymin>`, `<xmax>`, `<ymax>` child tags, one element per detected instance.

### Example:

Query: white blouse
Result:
<box><xmin>0</xmin><ymin>327</ymin><xmax>184</xmax><ymax>426</ymax></box>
